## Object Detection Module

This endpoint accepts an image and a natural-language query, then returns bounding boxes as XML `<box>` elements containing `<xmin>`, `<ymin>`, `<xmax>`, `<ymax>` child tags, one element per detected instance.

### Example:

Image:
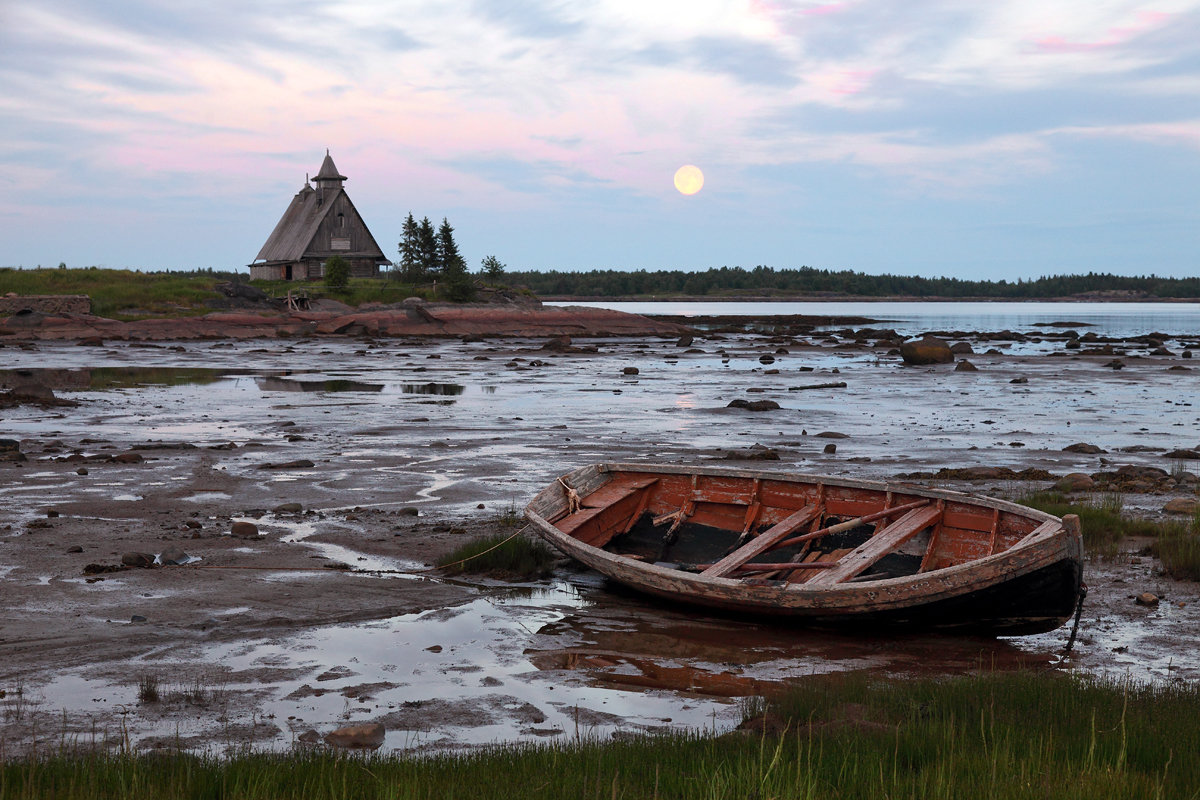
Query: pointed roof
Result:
<box><xmin>314</xmin><ymin>150</ymin><xmax>346</xmax><ymax>182</ymax></box>
<box><xmin>252</xmin><ymin>154</ymin><xmax>387</xmax><ymax>265</ymax></box>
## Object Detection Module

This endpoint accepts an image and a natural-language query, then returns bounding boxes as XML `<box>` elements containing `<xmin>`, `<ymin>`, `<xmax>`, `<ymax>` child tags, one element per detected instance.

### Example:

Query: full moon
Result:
<box><xmin>674</xmin><ymin>164</ymin><xmax>704</xmax><ymax>195</ymax></box>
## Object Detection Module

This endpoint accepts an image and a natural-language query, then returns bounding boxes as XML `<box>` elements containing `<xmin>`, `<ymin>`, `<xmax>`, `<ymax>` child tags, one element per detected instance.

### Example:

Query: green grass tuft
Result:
<box><xmin>1018</xmin><ymin>490</ymin><xmax>1162</xmax><ymax>559</ymax></box>
<box><xmin>436</xmin><ymin>532</ymin><xmax>556</xmax><ymax>579</ymax></box>
<box><xmin>1151</xmin><ymin>513</ymin><xmax>1200</xmax><ymax>580</ymax></box>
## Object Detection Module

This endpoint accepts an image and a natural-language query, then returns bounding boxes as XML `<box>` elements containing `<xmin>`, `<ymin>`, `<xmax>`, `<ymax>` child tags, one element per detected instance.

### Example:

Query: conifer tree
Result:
<box><xmin>437</xmin><ymin>218</ymin><xmax>474</xmax><ymax>301</ymax></box>
<box><xmin>418</xmin><ymin>217</ymin><xmax>440</xmax><ymax>277</ymax></box>
<box><xmin>397</xmin><ymin>212</ymin><xmax>421</xmax><ymax>282</ymax></box>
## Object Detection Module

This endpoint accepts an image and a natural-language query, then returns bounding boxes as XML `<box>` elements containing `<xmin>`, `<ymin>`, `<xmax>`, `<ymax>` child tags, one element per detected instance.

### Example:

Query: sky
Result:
<box><xmin>1</xmin><ymin>1</ymin><xmax>1199</xmax><ymax>280</ymax></box>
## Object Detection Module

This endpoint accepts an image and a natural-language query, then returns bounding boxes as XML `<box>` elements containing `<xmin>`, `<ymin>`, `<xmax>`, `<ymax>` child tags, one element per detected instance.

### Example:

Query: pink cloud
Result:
<box><xmin>1031</xmin><ymin>10</ymin><xmax>1171</xmax><ymax>54</ymax></box>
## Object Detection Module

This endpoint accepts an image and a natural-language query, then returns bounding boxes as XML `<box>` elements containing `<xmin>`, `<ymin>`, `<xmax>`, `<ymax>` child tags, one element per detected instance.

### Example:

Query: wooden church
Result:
<box><xmin>249</xmin><ymin>151</ymin><xmax>390</xmax><ymax>281</ymax></box>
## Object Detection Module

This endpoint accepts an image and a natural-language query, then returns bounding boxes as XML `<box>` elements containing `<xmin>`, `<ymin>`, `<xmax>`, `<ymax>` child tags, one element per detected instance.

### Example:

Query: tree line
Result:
<box><xmin>499</xmin><ymin>265</ymin><xmax>1200</xmax><ymax>299</ymax></box>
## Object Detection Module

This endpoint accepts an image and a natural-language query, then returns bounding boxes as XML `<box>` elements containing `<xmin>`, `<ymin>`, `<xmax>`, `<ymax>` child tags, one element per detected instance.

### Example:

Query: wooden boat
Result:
<box><xmin>525</xmin><ymin>464</ymin><xmax>1084</xmax><ymax>636</ymax></box>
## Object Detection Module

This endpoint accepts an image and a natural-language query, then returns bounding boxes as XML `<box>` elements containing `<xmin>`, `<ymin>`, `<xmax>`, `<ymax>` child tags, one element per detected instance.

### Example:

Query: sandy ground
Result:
<box><xmin>1</xmin><ymin>325</ymin><xmax>1198</xmax><ymax>756</ymax></box>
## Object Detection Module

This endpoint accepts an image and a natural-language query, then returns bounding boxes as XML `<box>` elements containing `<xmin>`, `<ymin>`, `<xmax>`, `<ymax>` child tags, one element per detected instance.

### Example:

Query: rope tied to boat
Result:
<box><xmin>1062</xmin><ymin>581</ymin><xmax>1088</xmax><ymax>655</ymax></box>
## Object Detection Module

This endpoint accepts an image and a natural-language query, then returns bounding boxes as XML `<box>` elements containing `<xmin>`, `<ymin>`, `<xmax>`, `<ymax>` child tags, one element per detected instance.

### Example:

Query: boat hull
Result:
<box><xmin>526</xmin><ymin>463</ymin><xmax>1084</xmax><ymax>636</ymax></box>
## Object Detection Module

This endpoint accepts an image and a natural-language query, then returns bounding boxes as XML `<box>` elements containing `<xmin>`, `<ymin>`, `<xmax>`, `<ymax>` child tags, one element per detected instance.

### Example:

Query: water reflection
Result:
<box><xmin>257</xmin><ymin>377</ymin><xmax>384</xmax><ymax>393</ymax></box>
<box><xmin>0</xmin><ymin>367</ymin><xmax>251</xmax><ymax>391</ymax></box>
<box><xmin>402</xmin><ymin>382</ymin><xmax>465</xmax><ymax>395</ymax></box>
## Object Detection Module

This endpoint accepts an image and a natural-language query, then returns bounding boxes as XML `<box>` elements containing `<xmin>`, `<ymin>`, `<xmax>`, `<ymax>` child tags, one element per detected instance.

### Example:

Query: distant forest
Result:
<box><xmin>500</xmin><ymin>266</ymin><xmax>1200</xmax><ymax>299</ymax></box>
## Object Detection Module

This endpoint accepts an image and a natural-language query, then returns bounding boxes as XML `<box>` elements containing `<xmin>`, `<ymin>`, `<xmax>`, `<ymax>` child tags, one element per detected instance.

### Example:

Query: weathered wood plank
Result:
<box><xmin>806</xmin><ymin>505</ymin><xmax>943</xmax><ymax>585</ymax></box>
<box><xmin>700</xmin><ymin>504</ymin><xmax>821</xmax><ymax>578</ymax></box>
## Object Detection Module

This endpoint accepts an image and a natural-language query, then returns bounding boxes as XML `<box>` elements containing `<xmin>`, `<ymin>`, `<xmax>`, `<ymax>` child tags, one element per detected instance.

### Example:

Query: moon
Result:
<box><xmin>674</xmin><ymin>165</ymin><xmax>704</xmax><ymax>196</ymax></box>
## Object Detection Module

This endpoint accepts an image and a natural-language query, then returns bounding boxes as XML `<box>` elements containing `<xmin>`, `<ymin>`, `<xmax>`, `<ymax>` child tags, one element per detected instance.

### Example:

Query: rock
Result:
<box><xmin>758</xmin><ymin>355</ymin><xmax>775</xmax><ymax>365</ymax></box>
<box><xmin>1065</xmin><ymin>339</ymin><xmax>1081</xmax><ymax>349</ymax></box>
<box><xmin>273</xmin><ymin>502</ymin><xmax>303</xmax><ymax>514</ymax></box>
<box><xmin>954</xmin><ymin>359</ymin><xmax>978</xmax><ymax>372</ymax></box>
<box><xmin>1164</xmin><ymin>498</ymin><xmax>1199</xmax><ymax>514</ymax></box>
<box><xmin>823</xmin><ymin>443</ymin><xmax>836</xmax><ymax>454</ymax></box>
<box><xmin>1010</xmin><ymin>377</ymin><xmax>1028</xmax><ymax>384</ymax></box>
<box><xmin>899</xmin><ymin>336</ymin><xmax>953</xmax><ymax>365</ymax></box>
<box><xmin>110</xmin><ymin>452</ymin><xmax>144</xmax><ymax>464</ymax></box>
<box><xmin>258</xmin><ymin>459</ymin><xmax>315</xmax><ymax>469</ymax></box>
<box><xmin>621</xmin><ymin>366</ymin><xmax>639</xmax><ymax>375</ymax></box>
<box><xmin>726</xmin><ymin>399</ymin><xmax>780</xmax><ymax>412</ymax></box>
<box><xmin>324</xmin><ymin>723</ymin><xmax>386</xmax><ymax>750</ymax></box>
<box><xmin>399</xmin><ymin>507</ymin><xmax>420</xmax><ymax>516</ymax></box>
<box><xmin>66</xmin><ymin>545</ymin><xmax>83</xmax><ymax>554</ymax></box>
<box><xmin>159</xmin><ymin>546</ymin><xmax>189</xmax><ymax>565</ymax></box>
<box><xmin>1106</xmin><ymin>359</ymin><xmax>1124</xmax><ymax>370</ymax></box>
<box><xmin>230</xmin><ymin>521</ymin><xmax>259</xmax><ymax>538</ymax></box>
<box><xmin>1151</xmin><ymin>347</ymin><xmax>1174</xmax><ymax>356</ymax></box>
<box><xmin>0</xmin><ymin>438</ymin><xmax>25</xmax><ymax>463</ymax></box>
<box><xmin>184</xmin><ymin>519</ymin><xmax>202</xmax><ymax>529</ymax></box>
<box><xmin>1063</xmin><ymin>443</ymin><xmax>1106</xmax><ymax>454</ymax></box>
<box><xmin>722</xmin><ymin>444</ymin><xmax>779</xmax><ymax>461</ymax></box>
<box><xmin>676</xmin><ymin>335</ymin><xmax>693</xmax><ymax>347</ymax></box>
<box><xmin>297</xmin><ymin>729</ymin><xmax>321</xmax><ymax>745</ymax></box>
<box><xmin>540</xmin><ymin>335</ymin><xmax>572</xmax><ymax>351</ymax></box>
<box><xmin>121</xmin><ymin>552</ymin><xmax>155</xmax><ymax>568</ymax></box>
<box><xmin>1135</xmin><ymin>593</ymin><xmax>1159</xmax><ymax>608</ymax></box>
<box><xmin>950</xmin><ymin>342</ymin><xmax>974</xmax><ymax>354</ymax></box>
<box><xmin>1054</xmin><ymin>473</ymin><xmax>1096</xmax><ymax>492</ymax></box>
<box><xmin>1184</xmin><ymin>350</ymin><xmax>1193</xmax><ymax>359</ymax></box>
<box><xmin>815</xmin><ymin>431</ymin><xmax>849</xmax><ymax>439</ymax></box>
<box><xmin>76</xmin><ymin>467</ymin><xmax>88</xmax><ymax>475</ymax></box>
<box><xmin>131</xmin><ymin>615</ymin><xmax>147</xmax><ymax>623</ymax></box>
<box><xmin>1164</xmin><ymin>449</ymin><xmax>1200</xmax><ymax>460</ymax></box>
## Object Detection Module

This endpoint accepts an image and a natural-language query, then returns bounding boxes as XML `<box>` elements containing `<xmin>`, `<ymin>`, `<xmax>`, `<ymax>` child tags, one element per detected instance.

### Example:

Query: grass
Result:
<box><xmin>0</xmin><ymin>268</ymin><xmax>230</xmax><ymax>319</ymax></box>
<box><xmin>1018</xmin><ymin>490</ymin><xmax>1165</xmax><ymax>559</ymax></box>
<box><xmin>1019</xmin><ymin>490</ymin><xmax>1200</xmax><ymax>576</ymax></box>
<box><xmin>0</xmin><ymin>267</ymin><xmax>439</xmax><ymax>319</ymax></box>
<box><xmin>436</xmin><ymin>530</ymin><xmax>556</xmax><ymax>579</ymax></box>
<box><xmin>1152</xmin><ymin>513</ymin><xmax>1200</xmax><ymax>580</ymax></box>
<box><xmin>3</xmin><ymin>672</ymin><xmax>1200</xmax><ymax>799</ymax></box>
<box><xmin>251</xmin><ymin>277</ymin><xmax>434</xmax><ymax>307</ymax></box>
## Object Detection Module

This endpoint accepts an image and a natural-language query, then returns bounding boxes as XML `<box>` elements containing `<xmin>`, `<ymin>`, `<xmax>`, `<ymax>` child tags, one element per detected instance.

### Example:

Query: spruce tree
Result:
<box><xmin>437</xmin><ymin>218</ymin><xmax>474</xmax><ymax>301</ymax></box>
<box><xmin>418</xmin><ymin>217</ymin><xmax>440</xmax><ymax>277</ymax></box>
<box><xmin>480</xmin><ymin>255</ymin><xmax>506</xmax><ymax>281</ymax></box>
<box><xmin>397</xmin><ymin>212</ymin><xmax>421</xmax><ymax>283</ymax></box>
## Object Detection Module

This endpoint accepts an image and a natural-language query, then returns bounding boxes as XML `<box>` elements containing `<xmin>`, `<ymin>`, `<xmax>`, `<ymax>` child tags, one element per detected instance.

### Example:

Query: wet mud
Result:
<box><xmin>1</xmin><ymin>326</ymin><xmax>1198</xmax><ymax>756</ymax></box>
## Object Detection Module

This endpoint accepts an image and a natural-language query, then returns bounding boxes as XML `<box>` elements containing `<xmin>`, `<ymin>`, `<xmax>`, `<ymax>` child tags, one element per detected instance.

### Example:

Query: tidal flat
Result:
<box><xmin>1</xmin><ymin>324</ymin><xmax>1198</xmax><ymax>756</ymax></box>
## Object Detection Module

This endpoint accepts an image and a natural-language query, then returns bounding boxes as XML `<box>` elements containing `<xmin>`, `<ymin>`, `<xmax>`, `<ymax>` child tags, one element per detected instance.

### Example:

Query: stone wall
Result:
<box><xmin>0</xmin><ymin>295</ymin><xmax>92</xmax><ymax>315</ymax></box>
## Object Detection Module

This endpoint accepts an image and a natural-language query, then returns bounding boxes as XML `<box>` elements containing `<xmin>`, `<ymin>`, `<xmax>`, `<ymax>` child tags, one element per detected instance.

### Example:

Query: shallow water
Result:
<box><xmin>557</xmin><ymin>300</ymin><xmax>1200</xmax><ymax>339</ymax></box>
<box><xmin>2</xmin><ymin>330</ymin><xmax>1198</xmax><ymax>753</ymax></box>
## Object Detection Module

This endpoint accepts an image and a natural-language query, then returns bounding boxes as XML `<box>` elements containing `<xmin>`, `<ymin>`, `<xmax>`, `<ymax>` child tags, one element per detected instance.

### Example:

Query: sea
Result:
<box><xmin>551</xmin><ymin>301</ymin><xmax>1200</xmax><ymax>339</ymax></box>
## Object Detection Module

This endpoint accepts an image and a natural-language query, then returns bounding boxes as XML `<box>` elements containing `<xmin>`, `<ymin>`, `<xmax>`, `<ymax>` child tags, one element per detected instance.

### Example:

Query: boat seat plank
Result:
<box><xmin>806</xmin><ymin>506</ymin><xmax>943</xmax><ymax>586</ymax></box>
<box><xmin>700</xmin><ymin>503</ymin><xmax>821</xmax><ymax>578</ymax></box>
<box><xmin>580</xmin><ymin>477</ymin><xmax>659</xmax><ymax>509</ymax></box>
<box><xmin>556</xmin><ymin>506</ymin><xmax>605</xmax><ymax>536</ymax></box>
<box><xmin>1009</xmin><ymin>520</ymin><xmax>1060</xmax><ymax>550</ymax></box>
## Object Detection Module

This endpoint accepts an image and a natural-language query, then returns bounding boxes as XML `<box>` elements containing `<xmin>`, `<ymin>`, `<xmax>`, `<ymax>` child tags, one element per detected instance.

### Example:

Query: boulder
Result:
<box><xmin>1163</xmin><ymin>498</ymin><xmax>1199</xmax><ymax>514</ymax></box>
<box><xmin>1054</xmin><ymin>473</ymin><xmax>1096</xmax><ymax>492</ymax></box>
<box><xmin>159</xmin><ymin>546</ymin><xmax>189</xmax><ymax>565</ymax></box>
<box><xmin>258</xmin><ymin>459</ymin><xmax>315</xmax><ymax>469</ymax></box>
<box><xmin>900</xmin><ymin>336</ymin><xmax>953</xmax><ymax>365</ymax></box>
<box><xmin>676</xmin><ymin>335</ymin><xmax>693</xmax><ymax>347</ymax></box>
<box><xmin>0</xmin><ymin>438</ymin><xmax>24</xmax><ymax>463</ymax></box>
<box><xmin>273</xmin><ymin>502</ymin><xmax>303</xmax><ymax>514</ymax></box>
<box><xmin>727</xmin><ymin>399</ymin><xmax>780</xmax><ymax>412</ymax></box>
<box><xmin>1063</xmin><ymin>443</ymin><xmax>1106</xmax><ymax>454</ymax></box>
<box><xmin>121</xmin><ymin>552</ymin><xmax>155</xmax><ymax>568</ymax></box>
<box><xmin>950</xmin><ymin>342</ymin><xmax>974</xmax><ymax>354</ymax></box>
<box><xmin>1135</xmin><ymin>593</ymin><xmax>1159</xmax><ymax>608</ymax></box>
<box><xmin>621</xmin><ymin>366</ymin><xmax>639</xmax><ymax>375</ymax></box>
<box><xmin>1164</xmin><ymin>449</ymin><xmax>1200</xmax><ymax>460</ymax></box>
<box><xmin>323</xmin><ymin>723</ymin><xmax>386</xmax><ymax>749</ymax></box>
<box><xmin>230</xmin><ymin>521</ymin><xmax>259</xmax><ymax>539</ymax></box>
<box><xmin>954</xmin><ymin>359</ymin><xmax>978</xmax><ymax>372</ymax></box>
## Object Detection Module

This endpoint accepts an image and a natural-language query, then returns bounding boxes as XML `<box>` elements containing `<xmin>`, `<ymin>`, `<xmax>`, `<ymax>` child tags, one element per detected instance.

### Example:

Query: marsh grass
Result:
<box><xmin>436</xmin><ymin>531</ymin><xmax>555</xmax><ymax>579</ymax></box>
<box><xmin>3</xmin><ymin>673</ymin><xmax>1198</xmax><ymax>799</ymax></box>
<box><xmin>1152</xmin><ymin>512</ymin><xmax>1200</xmax><ymax>580</ymax></box>
<box><xmin>1018</xmin><ymin>490</ymin><xmax>1163</xmax><ymax>559</ymax></box>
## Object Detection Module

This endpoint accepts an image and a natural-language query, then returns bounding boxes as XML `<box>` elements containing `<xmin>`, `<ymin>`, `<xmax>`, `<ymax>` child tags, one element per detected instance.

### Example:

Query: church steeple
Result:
<box><xmin>313</xmin><ymin>149</ymin><xmax>347</xmax><ymax>189</ymax></box>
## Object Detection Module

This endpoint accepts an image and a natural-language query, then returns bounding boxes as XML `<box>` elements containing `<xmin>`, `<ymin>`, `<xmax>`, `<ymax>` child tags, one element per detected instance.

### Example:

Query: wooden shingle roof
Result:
<box><xmin>254</xmin><ymin>183</ymin><xmax>338</xmax><ymax>263</ymax></box>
